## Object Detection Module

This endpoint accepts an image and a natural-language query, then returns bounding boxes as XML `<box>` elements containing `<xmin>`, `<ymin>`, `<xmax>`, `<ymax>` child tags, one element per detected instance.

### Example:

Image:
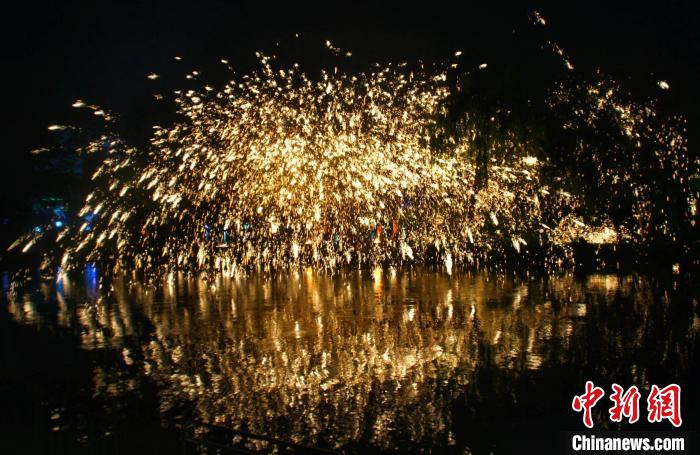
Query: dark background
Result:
<box><xmin>0</xmin><ymin>4</ymin><xmax>698</xmax><ymax>452</ymax></box>
<box><xmin>2</xmin><ymin>0</ymin><xmax>699</xmax><ymax>227</ymax></box>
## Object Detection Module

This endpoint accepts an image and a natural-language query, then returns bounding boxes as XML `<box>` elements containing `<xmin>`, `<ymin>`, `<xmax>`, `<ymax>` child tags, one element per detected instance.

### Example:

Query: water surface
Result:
<box><xmin>3</xmin><ymin>267</ymin><xmax>698</xmax><ymax>453</ymax></box>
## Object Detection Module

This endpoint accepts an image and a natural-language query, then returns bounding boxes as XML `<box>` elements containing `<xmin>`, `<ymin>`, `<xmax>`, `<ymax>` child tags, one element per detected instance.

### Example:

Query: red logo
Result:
<box><xmin>572</xmin><ymin>382</ymin><xmax>682</xmax><ymax>428</ymax></box>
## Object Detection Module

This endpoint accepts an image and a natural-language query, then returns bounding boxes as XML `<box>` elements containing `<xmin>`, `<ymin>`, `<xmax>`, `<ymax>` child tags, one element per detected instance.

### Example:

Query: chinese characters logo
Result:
<box><xmin>572</xmin><ymin>382</ymin><xmax>682</xmax><ymax>428</ymax></box>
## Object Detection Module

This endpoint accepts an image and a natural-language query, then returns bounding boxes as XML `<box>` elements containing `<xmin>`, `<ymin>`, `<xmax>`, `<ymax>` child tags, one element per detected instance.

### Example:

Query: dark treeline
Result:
<box><xmin>432</xmin><ymin>17</ymin><xmax>699</xmax><ymax>265</ymax></box>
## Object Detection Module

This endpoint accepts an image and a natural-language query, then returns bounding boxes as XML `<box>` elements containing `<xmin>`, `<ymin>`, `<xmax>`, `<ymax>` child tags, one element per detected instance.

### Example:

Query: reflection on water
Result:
<box><xmin>4</xmin><ymin>267</ymin><xmax>699</xmax><ymax>451</ymax></box>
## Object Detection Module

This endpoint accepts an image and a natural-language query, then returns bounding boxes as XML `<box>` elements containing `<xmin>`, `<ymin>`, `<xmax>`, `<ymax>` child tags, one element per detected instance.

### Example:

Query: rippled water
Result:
<box><xmin>4</xmin><ymin>267</ymin><xmax>699</xmax><ymax>452</ymax></box>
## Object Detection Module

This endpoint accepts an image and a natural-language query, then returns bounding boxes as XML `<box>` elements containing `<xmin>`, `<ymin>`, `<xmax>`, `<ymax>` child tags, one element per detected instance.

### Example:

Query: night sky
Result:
<box><xmin>3</xmin><ymin>0</ymin><xmax>699</xmax><ymax>219</ymax></box>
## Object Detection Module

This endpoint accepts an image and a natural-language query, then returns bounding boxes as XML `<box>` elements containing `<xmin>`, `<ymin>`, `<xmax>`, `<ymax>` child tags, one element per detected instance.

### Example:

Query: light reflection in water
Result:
<box><xmin>4</xmin><ymin>268</ymin><xmax>698</xmax><ymax>451</ymax></box>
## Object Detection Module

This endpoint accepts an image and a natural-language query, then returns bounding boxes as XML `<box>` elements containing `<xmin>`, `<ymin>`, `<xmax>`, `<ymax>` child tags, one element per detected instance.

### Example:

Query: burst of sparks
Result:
<box><xmin>18</xmin><ymin>39</ymin><xmax>697</xmax><ymax>276</ymax></box>
<box><xmin>52</xmin><ymin>53</ymin><xmax>598</xmax><ymax>274</ymax></box>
